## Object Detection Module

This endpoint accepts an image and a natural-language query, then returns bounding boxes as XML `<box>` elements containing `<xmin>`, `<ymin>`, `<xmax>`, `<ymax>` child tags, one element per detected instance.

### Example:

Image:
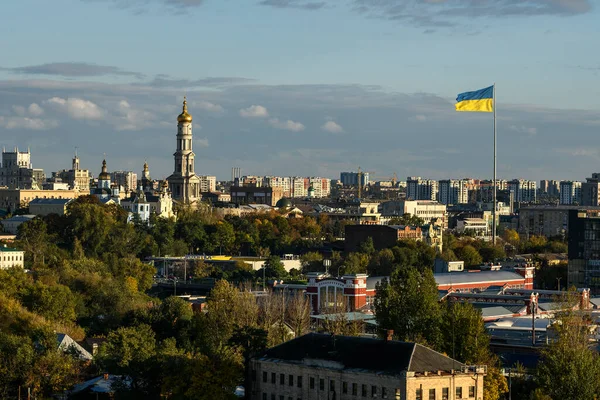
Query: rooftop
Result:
<box><xmin>29</xmin><ymin>198</ymin><xmax>73</xmax><ymax>205</ymax></box>
<box><xmin>257</xmin><ymin>333</ymin><xmax>465</xmax><ymax>375</ymax></box>
<box><xmin>0</xmin><ymin>246</ymin><xmax>22</xmax><ymax>252</ymax></box>
<box><xmin>435</xmin><ymin>270</ymin><xmax>525</xmax><ymax>286</ymax></box>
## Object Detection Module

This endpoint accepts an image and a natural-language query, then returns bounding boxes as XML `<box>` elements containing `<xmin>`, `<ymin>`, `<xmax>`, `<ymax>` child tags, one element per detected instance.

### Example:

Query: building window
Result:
<box><xmin>372</xmin><ymin>385</ymin><xmax>377</xmax><ymax>397</ymax></box>
<box><xmin>279</xmin><ymin>396</ymin><xmax>284</xmax><ymax>400</ymax></box>
<box><xmin>262</xmin><ymin>393</ymin><xmax>267</xmax><ymax>400</ymax></box>
<box><xmin>289</xmin><ymin>375</ymin><xmax>293</xmax><ymax>386</ymax></box>
<box><xmin>382</xmin><ymin>387</ymin><xmax>388</xmax><ymax>398</ymax></box>
<box><xmin>456</xmin><ymin>387</ymin><xmax>463</xmax><ymax>398</ymax></box>
<box><xmin>280</xmin><ymin>374</ymin><xmax>285</xmax><ymax>385</ymax></box>
<box><xmin>362</xmin><ymin>384</ymin><xmax>367</xmax><ymax>397</ymax></box>
<box><xmin>442</xmin><ymin>387</ymin><xmax>449</xmax><ymax>400</ymax></box>
<box><xmin>262</xmin><ymin>371</ymin><xmax>267</xmax><ymax>383</ymax></box>
<box><xmin>415</xmin><ymin>389</ymin><xmax>422</xmax><ymax>400</ymax></box>
<box><xmin>252</xmin><ymin>370</ymin><xmax>257</xmax><ymax>381</ymax></box>
<box><xmin>271</xmin><ymin>373</ymin><xmax>276</xmax><ymax>384</ymax></box>
<box><xmin>469</xmin><ymin>386</ymin><xmax>475</xmax><ymax>397</ymax></box>
<box><xmin>271</xmin><ymin>395</ymin><xmax>275</xmax><ymax>400</ymax></box>
<box><xmin>429</xmin><ymin>389</ymin><xmax>435</xmax><ymax>400</ymax></box>
<box><xmin>343</xmin><ymin>382</ymin><xmax>348</xmax><ymax>394</ymax></box>
<box><xmin>310</xmin><ymin>377</ymin><xmax>315</xmax><ymax>389</ymax></box>
<box><xmin>320</xmin><ymin>379</ymin><xmax>324</xmax><ymax>391</ymax></box>
<box><xmin>353</xmin><ymin>383</ymin><xmax>358</xmax><ymax>396</ymax></box>
<box><xmin>297</xmin><ymin>376</ymin><xmax>302</xmax><ymax>388</ymax></box>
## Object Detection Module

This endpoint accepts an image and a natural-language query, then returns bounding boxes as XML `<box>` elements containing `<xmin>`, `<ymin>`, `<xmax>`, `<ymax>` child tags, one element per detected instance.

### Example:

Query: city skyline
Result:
<box><xmin>1</xmin><ymin>0</ymin><xmax>599</xmax><ymax>181</ymax></box>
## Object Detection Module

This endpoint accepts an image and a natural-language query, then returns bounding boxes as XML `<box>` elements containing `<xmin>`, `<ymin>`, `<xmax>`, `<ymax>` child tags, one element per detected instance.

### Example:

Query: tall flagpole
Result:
<box><xmin>493</xmin><ymin>83</ymin><xmax>497</xmax><ymax>245</ymax></box>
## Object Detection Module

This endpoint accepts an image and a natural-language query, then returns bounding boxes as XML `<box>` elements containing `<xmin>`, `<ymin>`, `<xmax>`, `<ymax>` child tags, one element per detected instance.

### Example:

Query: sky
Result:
<box><xmin>1</xmin><ymin>0</ymin><xmax>599</xmax><ymax>182</ymax></box>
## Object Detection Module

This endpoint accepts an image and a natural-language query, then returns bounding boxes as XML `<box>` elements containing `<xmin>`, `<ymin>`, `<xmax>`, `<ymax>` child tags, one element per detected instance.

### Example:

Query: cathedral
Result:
<box><xmin>166</xmin><ymin>97</ymin><xmax>201</xmax><ymax>204</ymax></box>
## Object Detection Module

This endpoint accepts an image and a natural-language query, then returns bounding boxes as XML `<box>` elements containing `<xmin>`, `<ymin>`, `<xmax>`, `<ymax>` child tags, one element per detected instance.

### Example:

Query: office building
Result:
<box><xmin>0</xmin><ymin>148</ymin><xmax>40</xmax><ymax>189</ymax></box>
<box><xmin>582</xmin><ymin>173</ymin><xmax>600</xmax><ymax>206</ymax></box>
<box><xmin>568</xmin><ymin>209</ymin><xmax>600</xmax><ymax>293</ymax></box>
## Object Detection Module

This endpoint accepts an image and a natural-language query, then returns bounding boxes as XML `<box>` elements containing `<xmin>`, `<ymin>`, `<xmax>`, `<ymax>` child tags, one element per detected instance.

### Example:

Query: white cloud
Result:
<box><xmin>28</xmin><ymin>103</ymin><xmax>44</xmax><ymax>116</ymax></box>
<box><xmin>239</xmin><ymin>105</ymin><xmax>269</xmax><ymax>118</ymax></box>
<box><xmin>12</xmin><ymin>105</ymin><xmax>26</xmax><ymax>116</ymax></box>
<box><xmin>195</xmin><ymin>137</ymin><xmax>209</xmax><ymax>147</ymax></box>
<box><xmin>509</xmin><ymin>124</ymin><xmax>537</xmax><ymax>135</ymax></box>
<box><xmin>45</xmin><ymin>97</ymin><xmax>104</xmax><ymax>120</ymax></box>
<box><xmin>415</xmin><ymin>114</ymin><xmax>427</xmax><ymax>122</ymax></box>
<box><xmin>113</xmin><ymin>99</ymin><xmax>155</xmax><ymax>131</ymax></box>
<box><xmin>0</xmin><ymin>116</ymin><xmax>58</xmax><ymax>130</ymax></box>
<box><xmin>195</xmin><ymin>101</ymin><xmax>224</xmax><ymax>114</ymax></box>
<box><xmin>269</xmin><ymin>118</ymin><xmax>305</xmax><ymax>132</ymax></box>
<box><xmin>321</xmin><ymin>120</ymin><xmax>344</xmax><ymax>133</ymax></box>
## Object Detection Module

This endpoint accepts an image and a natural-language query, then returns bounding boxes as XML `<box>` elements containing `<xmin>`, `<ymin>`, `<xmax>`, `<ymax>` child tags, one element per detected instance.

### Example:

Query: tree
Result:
<box><xmin>367</xmin><ymin>248</ymin><xmax>395</xmax><ymax>276</ymax></box>
<box><xmin>286</xmin><ymin>293</ymin><xmax>312</xmax><ymax>338</ymax></box>
<box><xmin>374</xmin><ymin>266</ymin><xmax>441</xmax><ymax>347</ymax></box>
<box><xmin>342</xmin><ymin>252</ymin><xmax>369</xmax><ymax>275</ymax></box>
<box><xmin>262</xmin><ymin>256</ymin><xmax>288</xmax><ymax>280</ymax></box>
<box><xmin>17</xmin><ymin>217</ymin><xmax>51</xmax><ymax>265</ymax></box>
<box><xmin>358</xmin><ymin>237</ymin><xmax>375</xmax><ymax>255</ymax></box>
<box><xmin>212</xmin><ymin>221</ymin><xmax>236</xmax><ymax>255</ymax></box>
<box><xmin>478</xmin><ymin>244</ymin><xmax>506</xmax><ymax>262</ymax></box>
<box><xmin>300</xmin><ymin>251</ymin><xmax>323</xmax><ymax>274</ymax></box>
<box><xmin>441</xmin><ymin>301</ymin><xmax>489</xmax><ymax>364</ymax></box>
<box><xmin>456</xmin><ymin>244</ymin><xmax>483</xmax><ymax>268</ymax></box>
<box><xmin>536</xmin><ymin>298</ymin><xmax>600</xmax><ymax>399</ymax></box>
<box><xmin>502</xmin><ymin>229</ymin><xmax>520</xmax><ymax>247</ymax></box>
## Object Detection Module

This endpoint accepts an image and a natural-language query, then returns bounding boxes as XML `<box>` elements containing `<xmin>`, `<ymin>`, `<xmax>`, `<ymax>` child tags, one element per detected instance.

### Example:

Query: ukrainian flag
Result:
<box><xmin>455</xmin><ymin>85</ymin><xmax>494</xmax><ymax>112</ymax></box>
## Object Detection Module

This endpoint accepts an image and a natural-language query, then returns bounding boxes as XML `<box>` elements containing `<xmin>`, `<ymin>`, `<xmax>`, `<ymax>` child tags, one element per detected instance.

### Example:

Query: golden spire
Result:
<box><xmin>177</xmin><ymin>96</ymin><xmax>192</xmax><ymax>123</ymax></box>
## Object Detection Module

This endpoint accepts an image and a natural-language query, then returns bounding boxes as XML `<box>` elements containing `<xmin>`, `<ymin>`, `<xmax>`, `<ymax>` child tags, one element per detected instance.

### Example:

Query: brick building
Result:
<box><xmin>248</xmin><ymin>333</ymin><xmax>486</xmax><ymax>400</ymax></box>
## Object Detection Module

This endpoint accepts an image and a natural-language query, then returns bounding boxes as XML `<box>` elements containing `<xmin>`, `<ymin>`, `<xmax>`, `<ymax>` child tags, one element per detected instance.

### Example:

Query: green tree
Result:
<box><xmin>441</xmin><ymin>301</ymin><xmax>489</xmax><ymax>364</ymax></box>
<box><xmin>300</xmin><ymin>251</ymin><xmax>323</xmax><ymax>273</ymax></box>
<box><xmin>342</xmin><ymin>252</ymin><xmax>369</xmax><ymax>275</ymax></box>
<box><xmin>456</xmin><ymin>244</ymin><xmax>483</xmax><ymax>268</ymax></box>
<box><xmin>262</xmin><ymin>256</ymin><xmax>288</xmax><ymax>280</ymax></box>
<box><xmin>17</xmin><ymin>217</ymin><xmax>51</xmax><ymax>265</ymax></box>
<box><xmin>374</xmin><ymin>266</ymin><xmax>441</xmax><ymax>347</ymax></box>
<box><xmin>358</xmin><ymin>236</ymin><xmax>376</xmax><ymax>255</ymax></box>
<box><xmin>212</xmin><ymin>221</ymin><xmax>236</xmax><ymax>255</ymax></box>
<box><xmin>536</xmin><ymin>300</ymin><xmax>600</xmax><ymax>399</ymax></box>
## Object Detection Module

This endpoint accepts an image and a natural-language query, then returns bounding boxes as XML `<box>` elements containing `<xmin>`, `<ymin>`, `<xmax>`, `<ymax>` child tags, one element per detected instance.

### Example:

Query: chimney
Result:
<box><xmin>386</xmin><ymin>330</ymin><xmax>394</xmax><ymax>342</ymax></box>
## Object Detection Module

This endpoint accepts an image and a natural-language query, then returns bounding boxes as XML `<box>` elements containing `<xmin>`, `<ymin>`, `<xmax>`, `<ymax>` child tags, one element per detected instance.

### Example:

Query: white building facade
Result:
<box><xmin>560</xmin><ymin>180</ymin><xmax>582</xmax><ymax>205</ymax></box>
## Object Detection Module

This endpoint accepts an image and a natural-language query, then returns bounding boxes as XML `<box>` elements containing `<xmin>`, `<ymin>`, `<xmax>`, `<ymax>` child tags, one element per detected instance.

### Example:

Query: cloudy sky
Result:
<box><xmin>1</xmin><ymin>0</ymin><xmax>599</xmax><ymax>182</ymax></box>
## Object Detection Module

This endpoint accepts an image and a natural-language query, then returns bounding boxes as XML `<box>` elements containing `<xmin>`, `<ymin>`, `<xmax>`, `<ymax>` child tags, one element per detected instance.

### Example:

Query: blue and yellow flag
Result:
<box><xmin>455</xmin><ymin>85</ymin><xmax>494</xmax><ymax>112</ymax></box>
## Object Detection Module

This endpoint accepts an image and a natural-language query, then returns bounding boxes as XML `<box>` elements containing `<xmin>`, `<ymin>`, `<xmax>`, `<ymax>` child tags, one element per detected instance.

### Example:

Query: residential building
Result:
<box><xmin>111</xmin><ymin>170</ymin><xmax>138</xmax><ymax>193</ymax></box>
<box><xmin>344</xmin><ymin>201</ymin><xmax>381</xmax><ymax>224</ymax></box>
<box><xmin>248</xmin><ymin>333</ymin><xmax>486</xmax><ymax>400</ymax></box>
<box><xmin>456</xmin><ymin>218</ymin><xmax>489</xmax><ymax>236</ymax></box>
<box><xmin>0</xmin><ymin>148</ymin><xmax>39</xmax><ymax>189</ymax></box>
<box><xmin>0</xmin><ymin>215</ymin><xmax>36</xmax><ymax>234</ymax></box>
<box><xmin>264</xmin><ymin>176</ymin><xmax>291</xmax><ymax>197</ymax></box>
<box><xmin>340</xmin><ymin>171</ymin><xmax>369</xmax><ymax>187</ymax></box>
<box><xmin>559</xmin><ymin>181</ymin><xmax>582</xmax><ymax>205</ymax></box>
<box><xmin>568</xmin><ymin>209</ymin><xmax>600</xmax><ymax>293</ymax></box>
<box><xmin>406</xmin><ymin>177</ymin><xmax>438</xmax><ymax>201</ymax></box>
<box><xmin>166</xmin><ymin>98</ymin><xmax>202</xmax><ymax>203</ymax></box>
<box><xmin>540</xmin><ymin>180</ymin><xmax>560</xmax><ymax>197</ymax></box>
<box><xmin>582</xmin><ymin>173</ymin><xmax>600</xmax><ymax>206</ymax></box>
<box><xmin>438</xmin><ymin>179</ymin><xmax>469</xmax><ymax>205</ymax></box>
<box><xmin>28</xmin><ymin>198</ymin><xmax>73</xmax><ymax>216</ymax></box>
<box><xmin>198</xmin><ymin>175</ymin><xmax>217</xmax><ymax>193</ymax></box>
<box><xmin>508</xmin><ymin>179</ymin><xmax>537</xmax><ymax>203</ymax></box>
<box><xmin>0</xmin><ymin>245</ymin><xmax>25</xmax><ymax>269</ymax></box>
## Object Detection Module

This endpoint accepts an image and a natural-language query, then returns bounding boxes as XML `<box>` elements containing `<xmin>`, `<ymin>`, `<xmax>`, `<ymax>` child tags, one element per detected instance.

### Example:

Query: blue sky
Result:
<box><xmin>1</xmin><ymin>0</ymin><xmax>599</xmax><ymax>182</ymax></box>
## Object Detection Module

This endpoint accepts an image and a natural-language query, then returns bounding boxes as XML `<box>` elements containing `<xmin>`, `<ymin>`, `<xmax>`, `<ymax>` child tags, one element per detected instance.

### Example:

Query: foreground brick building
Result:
<box><xmin>249</xmin><ymin>333</ymin><xmax>486</xmax><ymax>400</ymax></box>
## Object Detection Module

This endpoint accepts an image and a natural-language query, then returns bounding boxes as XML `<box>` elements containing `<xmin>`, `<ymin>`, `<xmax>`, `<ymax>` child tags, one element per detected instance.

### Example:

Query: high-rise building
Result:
<box><xmin>568</xmin><ymin>209</ymin><xmax>600</xmax><ymax>293</ymax></box>
<box><xmin>166</xmin><ymin>98</ymin><xmax>201</xmax><ymax>203</ymax></box>
<box><xmin>0</xmin><ymin>148</ymin><xmax>39</xmax><ymax>189</ymax></box>
<box><xmin>438</xmin><ymin>179</ymin><xmax>469</xmax><ymax>205</ymax></box>
<box><xmin>406</xmin><ymin>177</ymin><xmax>438</xmax><ymax>201</ymax></box>
<box><xmin>111</xmin><ymin>171</ymin><xmax>138</xmax><ymax>193</ymax></box>
<box><xmin>582</xmin><ymin>173</ymin><xmax>600</xmax><ymax>206</ymax></box>
<box><xmin>198</xmin><ymin>175</ymin><xmax>217</xmax><ymax>193</ymax></box>
<box><xmin>508</xmin><ymin>179</ymin><xmax>536</xmax><ymax>203</ymax></box>
<box><xmin>540</xmin><ymin>180</ymin><xmax>560</xmax><ymax>197</ymax></box>
<box><xmin>559</xmin><ymin>181</ymin><xmax>582</xmax><ymax>205</ymax></box>
<box><xmin>340</xmin><ymin>171</ymin><xmax>369</xmax><ymax>187</ymax></box>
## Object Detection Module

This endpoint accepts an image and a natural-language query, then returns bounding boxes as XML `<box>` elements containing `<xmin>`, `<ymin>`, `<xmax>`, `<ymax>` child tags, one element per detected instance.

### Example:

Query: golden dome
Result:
<box><xmin>98</xmin><ymin>159</ymin><xmax>111</xmax><ymax>180</ymax></box>
<box><xmin>177</xmin><ymin>97</ymin><xmax>192</xmax><ymax>123</ymax></box>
